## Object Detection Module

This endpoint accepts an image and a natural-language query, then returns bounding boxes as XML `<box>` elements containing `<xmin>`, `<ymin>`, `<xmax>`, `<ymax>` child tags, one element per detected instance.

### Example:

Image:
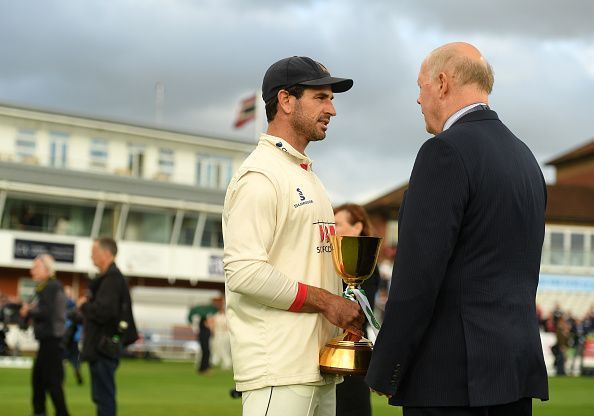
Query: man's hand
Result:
<box><xmin>322</xmin><ymin>293</ymin><xmax>365</xmax><ymax>336</ymax></box>
<box><xmin>300</xmin><ymin>286</ymin><xmax>365</xmax><ymax>335</ymax></box>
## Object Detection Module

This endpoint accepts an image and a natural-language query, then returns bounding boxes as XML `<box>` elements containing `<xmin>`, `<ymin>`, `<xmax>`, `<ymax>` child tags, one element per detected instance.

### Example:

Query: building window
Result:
<box><xmin>128</xmin><ymin>144</ymin><xmax>145</xmax><ymax>178</ymax></box>
<box><xmin>196</xmin><ymin>154</ymin><xmax>232</xmax><ymax>189</ymax></box>
<box><xmin>90</xmin><ymin>138</ymin><xmax>108</xmax><ymax>169</ymax></box>
<box><xmin>158</xmin><ymin>148</ymin><xmax>174</xmax><ymax>176</ymax></box>
<box><xmin>178</xmin><ymin>213</ymin><xmax>199</xmax><ymax>246</ymax></box>
<box><xmin>201</xmin><ymin>215</ymin><xmax>224</xmax><ymax>248</ymax></box>
<box><xmin>98</xmin><ymin>204</ymin><xmax>120</xmax><ymax>238</ymax></box>
<box><xmin>49</xmin><ymin>132</ymin><xmax>69</xmax><ymax>168</ymax></box>
<box><xmin>544</xmin><ymin>228</ymin><xmax>594</xmax><ymax>268</ymax></box>
<box><xmin>550</xmin><ymin>232</ymin><xmax>565</xmax><ymax>265</ymax></box>
<box><xmin>0</xmin><ymin>193</ymin><xmax>95</xmax><ymax>236</ymax></box>
<box><xmin>18</xmin><ymin>278</ymin><xmax>37</xmax><ymax>303</ymax></box>
<box><xmin>570</xmin><ymin>233</ymin><xmax>585</xmax><ymax>266</ymax></box>
<box><xmin>590</xmin><ymin>235</ymin><xmax>594</xmax><ymax>267</ymax></box>
<box><xmin>15</xmin><ymin>128</ymin><xmax>37</xmax><ymax>163</ymax></box>
<box><xmin>123</xmin><ymin>206</ymin><xmax>175</xmax><ymax>244</ymax></box>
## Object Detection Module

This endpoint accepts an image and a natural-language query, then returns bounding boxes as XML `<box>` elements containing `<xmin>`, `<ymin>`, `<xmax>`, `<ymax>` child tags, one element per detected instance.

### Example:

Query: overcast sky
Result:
<box><xmin>1</xmin><ymin>0</ymin><xmax>593</xmax><ymax>204</ymax></box>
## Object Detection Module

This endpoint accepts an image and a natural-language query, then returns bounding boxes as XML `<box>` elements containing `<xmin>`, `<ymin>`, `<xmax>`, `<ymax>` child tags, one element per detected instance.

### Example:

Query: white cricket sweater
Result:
<box><xmin>223</xmin><ymin>134</ymin><xmax>342</xmax><ymax>391</ymax></box>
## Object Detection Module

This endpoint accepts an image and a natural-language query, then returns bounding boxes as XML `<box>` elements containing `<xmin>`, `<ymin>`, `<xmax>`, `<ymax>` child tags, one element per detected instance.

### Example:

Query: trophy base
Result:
<box><xmin>319</xmin><ymin>332</ymin><xmax>373</xmax><ymax>376</ymax></box>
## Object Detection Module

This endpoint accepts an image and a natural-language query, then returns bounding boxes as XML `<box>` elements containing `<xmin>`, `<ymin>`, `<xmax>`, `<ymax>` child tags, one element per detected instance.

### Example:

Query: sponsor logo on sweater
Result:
<box><xmin>314</xmin><ymin>221</ymin><xmax>335</xmax><ymax>253</ymax></box>
<box><xmin>294</xmin><ymin>187</ymin><xmax>313</xmax><ymax>208</ymax></box>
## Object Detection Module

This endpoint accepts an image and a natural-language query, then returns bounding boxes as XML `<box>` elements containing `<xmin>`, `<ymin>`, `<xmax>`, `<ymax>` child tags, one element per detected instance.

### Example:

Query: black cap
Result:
<box><xmin>262</xmin><ymin>56</ymin><xmax>353</xmax><ymax>103</ymax></box>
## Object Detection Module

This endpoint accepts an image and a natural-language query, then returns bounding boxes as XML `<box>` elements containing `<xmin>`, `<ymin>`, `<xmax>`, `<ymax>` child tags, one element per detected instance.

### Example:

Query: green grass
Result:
<box><xmin>0</xmin><ymin>359</ymin><xmax>593</xmax><ymax>415</ymax></box>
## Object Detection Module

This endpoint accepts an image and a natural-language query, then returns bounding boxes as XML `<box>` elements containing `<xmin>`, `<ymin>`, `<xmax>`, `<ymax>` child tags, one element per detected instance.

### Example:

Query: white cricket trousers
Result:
<box><xmin>242</xmin><ymin>383</ymin><xmax>336</xmax><ymax>416</ymax></box>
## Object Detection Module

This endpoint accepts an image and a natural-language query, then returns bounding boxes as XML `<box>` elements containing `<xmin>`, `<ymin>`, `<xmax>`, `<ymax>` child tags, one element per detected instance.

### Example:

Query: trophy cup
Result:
<box><xmin>319</xmin><ymin>235</ymin><xmax>383</xmax><ymax>375</ymax></box>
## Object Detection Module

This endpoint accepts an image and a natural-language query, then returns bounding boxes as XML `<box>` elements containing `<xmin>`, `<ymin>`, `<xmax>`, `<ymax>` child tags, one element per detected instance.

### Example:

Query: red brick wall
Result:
<box><xmin>556</xmin><ymin>158</ymin><xmax>594</xmax><ymax>187</ymax></box>
<box><xmin>0</xmin><ymin>266</ymin><xmax>224</xmax><ymax>299</ymax></box>
<box><xmin>0</xmin><ymin>268</ymin><xmax>24</xmax><ymax>297</ymax></box>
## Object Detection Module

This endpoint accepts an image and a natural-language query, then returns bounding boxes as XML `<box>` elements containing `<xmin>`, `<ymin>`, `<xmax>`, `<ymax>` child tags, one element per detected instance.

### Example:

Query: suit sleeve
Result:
<box><xmin>223</xmin><ymin>171</ymin><xmax>299</xmax><ymax>310</ymax></box>
<box><xmin>366</xmin><ymin>138</ymin><xmax>469</xmax><ymax>395</ymax></box>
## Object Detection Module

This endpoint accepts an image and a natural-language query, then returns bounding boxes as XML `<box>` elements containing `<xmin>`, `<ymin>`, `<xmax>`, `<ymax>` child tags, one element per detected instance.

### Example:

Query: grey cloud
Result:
<box><xmin>0</xmin><ymin>0</ymin><xmax>592</xmax><ymax>203</ymax></box>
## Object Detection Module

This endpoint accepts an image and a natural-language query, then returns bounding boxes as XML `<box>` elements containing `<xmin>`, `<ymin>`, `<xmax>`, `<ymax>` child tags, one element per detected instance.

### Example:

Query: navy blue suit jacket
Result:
<box><xmin>365</xmin><ymin>109</ymin><xmax>549</xmax><ymax>407</ymax></box>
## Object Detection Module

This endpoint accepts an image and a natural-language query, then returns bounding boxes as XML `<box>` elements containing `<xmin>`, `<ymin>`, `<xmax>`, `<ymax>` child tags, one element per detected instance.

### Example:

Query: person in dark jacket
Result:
<box><xmin>334</xmin><ymin>203</ymin><xmax>380</xmax><ymax>416</ymax></box>
<box><xmin>188</xmin><ymin>302</ymin><xmax>218</xmax><ymax>374</ymax></box>
<box><xmin>366</xmin><ymin>42</ymin><xmax>548</xmax><ymax>416</ymax></box>
<box><xmin>20</xmin><ymin>254</ymin><xmax>70</xmax><ymax>416</ymax></box>
<box><xmin>78</xmin><ymin>237</ymin><xmax>134</xmax><ymax>416</ymax></box>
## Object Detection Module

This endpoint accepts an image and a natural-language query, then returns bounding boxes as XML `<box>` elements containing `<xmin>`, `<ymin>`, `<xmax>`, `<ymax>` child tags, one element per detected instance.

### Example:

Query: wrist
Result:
<box><xmin>305</xmin><ymin>285</ymin><xmax>331</xmax><ymax>314</ymax></box>
<box><xmin>288</xmin><ymin>282</ymin><xmax>308</xmax><ymax>312</ymax></box>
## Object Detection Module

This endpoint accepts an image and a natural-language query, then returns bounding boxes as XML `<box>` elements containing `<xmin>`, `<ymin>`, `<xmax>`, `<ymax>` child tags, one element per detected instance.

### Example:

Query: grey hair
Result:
<box><xmin>35</xmin><ymin>253</ymin><xmax>56</xmax><ymax>277</ymax></box>
<box><xmin>425</xmin><ymin>47</ymin><xmax>494</xmax><ymax>94</ymax></box>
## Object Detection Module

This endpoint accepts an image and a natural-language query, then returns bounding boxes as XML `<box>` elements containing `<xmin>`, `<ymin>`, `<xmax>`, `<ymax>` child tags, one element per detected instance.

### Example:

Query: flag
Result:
<box><xmin>233</xmin><ymin>95</ymin><xmax>257</xmax><ymax>128</ymax></box>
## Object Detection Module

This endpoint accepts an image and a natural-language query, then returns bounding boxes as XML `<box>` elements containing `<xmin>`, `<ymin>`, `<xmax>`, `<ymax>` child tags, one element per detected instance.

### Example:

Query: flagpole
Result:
<box><xmin>254</xmin><ymin>89</ymin><xmax>263</xmax><ymax>142</ymax></box>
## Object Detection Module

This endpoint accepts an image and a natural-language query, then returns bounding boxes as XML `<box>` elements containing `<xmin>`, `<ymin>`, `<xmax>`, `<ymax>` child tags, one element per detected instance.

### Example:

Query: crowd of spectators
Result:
<box><xmin>0</xmin><ymin>292</ymin><xmax>26</xmax><ymax>355</ymax></box>
<box><xmin>537</xmin><ymin>303</ymin><xmax>594</xmax><ymax>376</ymax></box>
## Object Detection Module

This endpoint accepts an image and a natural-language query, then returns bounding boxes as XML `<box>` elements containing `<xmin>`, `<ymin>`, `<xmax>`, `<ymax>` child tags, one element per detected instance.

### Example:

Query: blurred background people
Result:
<box><xmin>554</xmin><ymin>315</ymin><xmax>571</xmax><ymax>376</ymax></box>
<box><xmin>20</xmin><ymin>253</ymin><xmax>70</xmax><ymax>416</ymax></box>
<box><xmin>0</xmin><ymin>291</ymin><xmax>13</xmax><ymax>356</ymax></box>
<box><xmin>537</xmin><ymin>302</ymin><xmax>594</xmax><ymax>376</ymax></box>
<box><xmin>333</xmin><ymin>203</ymin><xmax>380</xmax><ymax>416</ymax></box>
<box><xmin>188</xmin><ymin>300</ymin><xmax>217</xmax><ymax>374</ymax></box>
<box><xmin>209</xmin><ymin>295</ymin><xmax>232</xmax><ymax>370</ymax></box>
<box><xmin>0</xmin><ymin>293</ymin><xmax>26</xmax><ymax>356</ymax></box>
<box><xmin>63</xmin><ymin>285</ymin><xmax>84</xmax><ymax>385</ymax></box>
<box><xmin>569</xmin><ymin>318</ymin><xmax>587</xmax><ymax>376</ymax></box>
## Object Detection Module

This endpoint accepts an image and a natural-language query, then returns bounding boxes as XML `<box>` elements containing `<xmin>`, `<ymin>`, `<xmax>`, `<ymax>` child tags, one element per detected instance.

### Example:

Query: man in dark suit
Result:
<box><xmin>365</xmin><ymin>42</ymin><xmax>549</xmax><ymax>415</ymax></box>
<box><xmin>78</xmin><ymin>237</ymin><xmax>135</xmax><ymax>416</ymax></box>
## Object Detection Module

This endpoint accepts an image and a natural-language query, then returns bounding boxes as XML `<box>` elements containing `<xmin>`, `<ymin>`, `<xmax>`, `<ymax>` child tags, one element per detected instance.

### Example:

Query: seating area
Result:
<box><xmin>536</xmin><ymin>291</ymin><xmax>594</xmax><ymax>319</ymax></box>
<box><xmin>125</xmin><ymin>326</ymin><xmax>199</xmax><ymax>361</ymax></box>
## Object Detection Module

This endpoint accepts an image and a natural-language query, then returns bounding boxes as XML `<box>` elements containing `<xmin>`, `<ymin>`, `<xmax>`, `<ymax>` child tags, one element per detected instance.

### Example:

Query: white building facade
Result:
<box><xmin>0</xmin><ymin>103</ymin><xmax>254</xmax><ymax>302</ymax></box>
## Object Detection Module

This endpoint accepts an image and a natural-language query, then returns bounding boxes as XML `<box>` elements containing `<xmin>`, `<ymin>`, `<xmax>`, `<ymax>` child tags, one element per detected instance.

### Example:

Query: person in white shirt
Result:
<box><xmin>209</xmin><ymin>296</ymin><xmax>232</xmax><ymax>370</ymax></box>
<box><xmin>223</xmin><ymin>56</ymin><xmax>364</xmax><ymax>416</ymax></box>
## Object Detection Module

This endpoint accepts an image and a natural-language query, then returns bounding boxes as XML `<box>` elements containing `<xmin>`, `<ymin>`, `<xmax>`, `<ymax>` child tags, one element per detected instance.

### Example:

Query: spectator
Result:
<box><xmin>20</xmin><ymin>254</ymin><xmax>70</xmax><ymax>416</ymax></box>
<box><xmin>0</xmin><ymin>291</ymin><xmax>12</xmax><ymax>356</ymax></box>
<box><xmin>78</xmin><ymin>237</ymin><xmax>136</xmax><ymax>416</ymax></box>
<box><xmin>552</xmin><ymin>302</ymin><xmax>563</xmax><ymax>328</ymax></box>
<box><xmin>570</xmin><ymin>318</ymin><xmax>586</xmax><ymax>376</ymax></box>
<box><xmin>584</xmin><ymin>306</ymin><xmax>594</xmax><ymax>335</ymax></box>
<box><xmin>536</xmin><ymin>304</ymin><xmax>545</xmax><ymax>330</ymax></box>
<box><xmin>209</xmin><ymin>296</ymin><xmax>232</xmax><ymax>370</ymax></box>
<box><xmin>554</xmin><ymin>315</ymin><xmax>571</xmax><ymax>376</ymax></box>
<box><xmin>188</xmin><ymin>301</ymin><xmax>218</xmax><ymax>374</ymax></box>
<box><xmin>63</xmin><ymin>285</ymin><xmax>83</xmax><ymax>385</ymax></box>
<box><xmin>18</xmin><ymin>205</ymin><xmax>43</xmax><ymax>232</ymax></box>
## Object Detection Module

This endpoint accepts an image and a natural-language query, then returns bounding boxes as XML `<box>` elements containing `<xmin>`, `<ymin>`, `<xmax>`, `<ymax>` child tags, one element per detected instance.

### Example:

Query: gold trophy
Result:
<box><xmin>319</xmin><ymin>235</ymin><xmax>383</xmax><ymax>375</ymax></box>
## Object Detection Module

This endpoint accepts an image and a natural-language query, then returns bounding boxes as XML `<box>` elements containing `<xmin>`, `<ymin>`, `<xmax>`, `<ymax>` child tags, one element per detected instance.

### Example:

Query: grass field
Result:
<box><xmin>1</xmin><ymin>359</ymin><xmax>593</xmax><ymax>415</ymax></box>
